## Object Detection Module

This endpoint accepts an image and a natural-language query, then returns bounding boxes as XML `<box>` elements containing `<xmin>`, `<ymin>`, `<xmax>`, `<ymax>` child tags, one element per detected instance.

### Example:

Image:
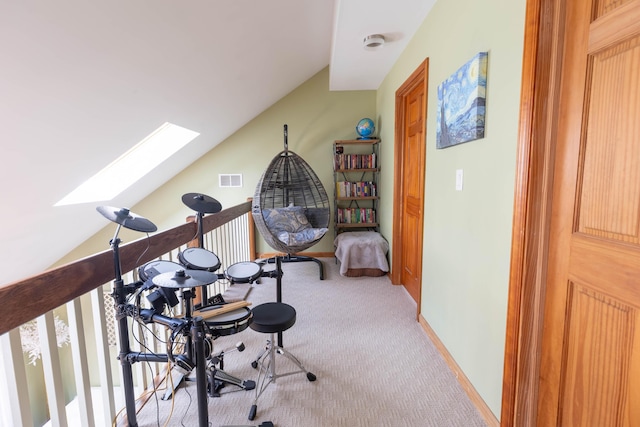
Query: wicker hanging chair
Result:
<box><xmin>252</xmin><ymin>125</ymin><xmax>330</xmax><ymax>278</ymax></box>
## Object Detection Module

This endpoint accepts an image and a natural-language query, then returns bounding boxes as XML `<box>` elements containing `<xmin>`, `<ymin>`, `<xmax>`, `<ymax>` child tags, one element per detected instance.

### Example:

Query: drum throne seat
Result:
<box><xmin>247</xmin><ymin>302</ymin><xmax>316</xmax><ymax>420</ymax></box>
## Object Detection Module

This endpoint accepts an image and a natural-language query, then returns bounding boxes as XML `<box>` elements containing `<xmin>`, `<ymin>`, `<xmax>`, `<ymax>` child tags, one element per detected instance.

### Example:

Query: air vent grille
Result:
<box><xmin>219</xmin><ymin>174</ymin><xmax>243</xmax><ymax>188</ymax></box>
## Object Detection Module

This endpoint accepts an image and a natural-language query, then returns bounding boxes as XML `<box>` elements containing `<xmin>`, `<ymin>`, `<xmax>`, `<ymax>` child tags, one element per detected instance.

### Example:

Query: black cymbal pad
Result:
<box><xmin>152</xmin><ymin>269</ymin><xmax>218</xmax><ymax>289</ymax></box>
<box><xmin>182</xmin><ymin>193</ymin><xmax>222</xmax><ymax>214</ymax></box>
<box><xmin>96</xmin><ymin>206</ymin><xmax>157</xmax><ymax>233</ymax></box>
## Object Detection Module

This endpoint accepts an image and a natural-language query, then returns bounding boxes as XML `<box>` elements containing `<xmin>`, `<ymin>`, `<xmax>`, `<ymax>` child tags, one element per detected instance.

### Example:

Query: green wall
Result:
<box><xmin>376</xmin><ymin>0</ymin><xmax>526</xmax><ymax>418</ymax></box>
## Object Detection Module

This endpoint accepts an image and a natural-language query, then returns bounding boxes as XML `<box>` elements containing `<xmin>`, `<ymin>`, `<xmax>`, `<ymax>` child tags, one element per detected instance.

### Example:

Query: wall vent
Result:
<box><xmin>219</xmin><ymin>174</ymin><xmax>243</xmax><ymax>188</ymax></box>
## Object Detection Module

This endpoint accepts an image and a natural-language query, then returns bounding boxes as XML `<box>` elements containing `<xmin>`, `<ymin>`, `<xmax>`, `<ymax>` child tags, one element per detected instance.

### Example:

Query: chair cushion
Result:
<box><xmin>276</xmin><ymin>227</ymin><xmax>328</xmax><ymax>246</ymax></box>
<box><xmin>263</xmin><ymin>206</ymin><xmax>311</xmax><ymax>233</ymax></box>
<box><xmin>262</xmin><ymin>205</ymin><xmax>328</xmax><ymax>246</ymax></box>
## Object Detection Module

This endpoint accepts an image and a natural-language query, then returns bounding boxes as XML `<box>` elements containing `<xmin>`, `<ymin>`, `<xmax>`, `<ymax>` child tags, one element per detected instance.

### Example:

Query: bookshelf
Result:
<box><xmin>333</xmin><ymin>138</ymin><xmax>380</xmax><ymax>235</ymax></box>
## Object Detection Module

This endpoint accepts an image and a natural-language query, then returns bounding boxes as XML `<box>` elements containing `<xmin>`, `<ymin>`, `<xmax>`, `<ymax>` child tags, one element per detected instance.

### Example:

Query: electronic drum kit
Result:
<box><xmin>97</xmin><ymin>194</ymin><xmax>277</xmax><ymax>427</ymax></box>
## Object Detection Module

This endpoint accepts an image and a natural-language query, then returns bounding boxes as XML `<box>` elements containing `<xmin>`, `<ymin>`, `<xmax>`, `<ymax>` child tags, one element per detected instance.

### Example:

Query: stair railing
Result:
<box><xmin>0</xmin><ymin>200</ymin><xmax>254</xmax><ymax>427</ymax></box>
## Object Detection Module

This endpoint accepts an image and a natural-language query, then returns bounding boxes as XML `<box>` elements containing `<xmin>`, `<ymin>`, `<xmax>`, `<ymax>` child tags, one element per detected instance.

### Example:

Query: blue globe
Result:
<box><xmin>356</xmin><ymin>118</ymin><xmax>375</xmax><ymax>139</ymax></box>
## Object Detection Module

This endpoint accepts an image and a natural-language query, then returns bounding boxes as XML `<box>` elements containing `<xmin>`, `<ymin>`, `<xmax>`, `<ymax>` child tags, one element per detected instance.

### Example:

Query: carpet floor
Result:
<box><xmin>132</xmin><ymin>258</ymin><xmax>488</xmax><ymax>427</ymax></box>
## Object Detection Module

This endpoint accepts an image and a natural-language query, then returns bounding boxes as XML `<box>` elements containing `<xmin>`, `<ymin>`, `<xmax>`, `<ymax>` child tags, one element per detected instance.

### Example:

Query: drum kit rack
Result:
<box><xmin>97</xmin><ymin>194</ymin><xmax>280</xmax><ymax>427</ymax></box>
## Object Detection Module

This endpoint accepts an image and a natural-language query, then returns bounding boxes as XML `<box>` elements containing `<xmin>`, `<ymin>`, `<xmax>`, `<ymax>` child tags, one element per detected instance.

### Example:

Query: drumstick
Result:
<box><xmin>193</xmin><ymin>300</ymin><xmax>252</xmax><ymax>320</ymax></box>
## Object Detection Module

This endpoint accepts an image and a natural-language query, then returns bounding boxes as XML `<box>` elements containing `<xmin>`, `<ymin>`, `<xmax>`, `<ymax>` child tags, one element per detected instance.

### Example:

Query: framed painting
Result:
<box><xmin>436</xmin><ymin>52</ymin><xmax>488</xmax><ymax>149</ymax></box>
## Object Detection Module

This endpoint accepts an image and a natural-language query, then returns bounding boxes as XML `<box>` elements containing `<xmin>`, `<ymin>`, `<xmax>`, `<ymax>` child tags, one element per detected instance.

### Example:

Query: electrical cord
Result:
<box><xmin>123</xmin><ymin>303</ymin><xmax>184</xmax><ymax>427</ymax></box>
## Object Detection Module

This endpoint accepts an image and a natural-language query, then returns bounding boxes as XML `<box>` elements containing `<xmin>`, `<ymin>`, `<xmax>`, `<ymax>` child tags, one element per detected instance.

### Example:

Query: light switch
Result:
<box><xmin>455</xmin><ymin>169</ymin><xmax>464</xmax><ymax>191</ymax></box>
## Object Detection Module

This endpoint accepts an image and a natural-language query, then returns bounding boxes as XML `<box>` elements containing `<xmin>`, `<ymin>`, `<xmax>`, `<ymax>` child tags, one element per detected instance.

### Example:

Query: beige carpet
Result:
<box><xmin>132</xmin><ymin>258</ymin><xmax>488</xmax><ymax>427</ymax></box>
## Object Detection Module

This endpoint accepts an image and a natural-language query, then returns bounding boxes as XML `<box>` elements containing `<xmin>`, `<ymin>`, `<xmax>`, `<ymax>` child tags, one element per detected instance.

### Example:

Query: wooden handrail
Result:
<box><xmin>0</xmin><ymin>201</ymin><xmax>252</xmax><ymax>335</ymax></box>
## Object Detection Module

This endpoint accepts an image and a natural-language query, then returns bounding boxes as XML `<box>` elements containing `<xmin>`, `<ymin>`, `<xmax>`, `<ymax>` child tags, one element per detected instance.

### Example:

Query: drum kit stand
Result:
<box><xmin>97</xmin><ymin>194</ymin><xmax>280</xmax><ymax>427</ymax></box>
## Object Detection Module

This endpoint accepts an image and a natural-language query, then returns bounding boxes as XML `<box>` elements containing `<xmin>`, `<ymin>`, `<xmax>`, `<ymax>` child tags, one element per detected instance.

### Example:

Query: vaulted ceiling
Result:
<box><xmin>0</xmin><ymin>0</ymin><xmax>435</xmax><ymax>284</ymax></box>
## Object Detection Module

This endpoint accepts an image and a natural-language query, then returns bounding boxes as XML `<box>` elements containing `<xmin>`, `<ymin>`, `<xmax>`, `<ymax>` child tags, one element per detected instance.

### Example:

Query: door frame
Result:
<box><xmin>501</xmin><ymin>0</ymin><xmax>566</xmax><ymax>425</ymax></box>
<box><xmin>391</xmin><ymin>59</ymin><xmax>428</xmax><ymax>316</ymax></box>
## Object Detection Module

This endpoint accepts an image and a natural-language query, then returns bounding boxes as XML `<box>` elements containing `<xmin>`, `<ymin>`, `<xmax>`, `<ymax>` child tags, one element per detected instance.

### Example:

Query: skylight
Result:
<box><xmin>55</xmin><ymin>122</ymin><xmax>200</xmax><ymax>206</ymax></box>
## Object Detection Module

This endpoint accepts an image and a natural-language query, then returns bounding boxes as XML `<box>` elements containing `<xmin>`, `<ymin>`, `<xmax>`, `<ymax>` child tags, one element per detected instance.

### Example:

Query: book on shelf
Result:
<box><xmin>336</xmin><ymin>208</ymin><xmax>376</xmax><ymax>224</ymax></box>
<box><xmin>333</xmin><ymin>153</ymin><xmax>377</xmax><ymax>170</ymax></box>
<box><xmin>335</xmin><ymin>181</ymin><xmax>377</xmax><ymax>198</ymax></box>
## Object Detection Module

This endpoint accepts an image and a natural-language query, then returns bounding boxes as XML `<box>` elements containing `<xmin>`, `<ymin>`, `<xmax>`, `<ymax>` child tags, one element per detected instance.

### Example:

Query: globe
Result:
<box><xmin>356</xmin><ymin>118</ymin><xmax>375</xmax><ymax>139</ymax></box>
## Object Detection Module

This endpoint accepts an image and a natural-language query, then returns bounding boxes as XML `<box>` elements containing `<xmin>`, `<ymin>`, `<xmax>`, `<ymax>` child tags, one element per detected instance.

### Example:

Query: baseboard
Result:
<box><xmin>418</xmin><ymin>315</ymin><xmax>500</xmax><ymax>427</ymax></box>
<box><xmin>255</xmin><ymin>251</ymin><xmax>334</xmax><ymax>260</ymax></box>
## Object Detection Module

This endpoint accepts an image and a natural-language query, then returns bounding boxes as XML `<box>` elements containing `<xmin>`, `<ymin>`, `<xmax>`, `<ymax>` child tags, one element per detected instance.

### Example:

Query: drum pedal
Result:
<box><xmin>207</xmin><ymin>374</ymin><xmax>226</xmax><ymax>398</ymax></box>
<box><xmin>207</xmin><ymin>367</ymin><xmax>256</xmax><ymax>397</ymax></box>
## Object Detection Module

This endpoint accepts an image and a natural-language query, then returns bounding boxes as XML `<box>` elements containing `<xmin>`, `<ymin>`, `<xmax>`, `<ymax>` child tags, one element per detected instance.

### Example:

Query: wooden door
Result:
<box><xmin>392</xmin><ymin>60</ymin><xmax>427</xmax><ymax>307</ymax></box>
<box><xmin>538</xmin><ymin>0</ymin><xmax>640</xmax><ymax>425</ymax></box>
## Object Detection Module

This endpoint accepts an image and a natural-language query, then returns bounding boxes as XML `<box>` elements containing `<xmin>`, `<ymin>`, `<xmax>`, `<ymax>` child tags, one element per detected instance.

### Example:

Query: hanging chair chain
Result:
<box><xmin>283</xmin><ymin>124</ymin><xmax>288</xmax><ymax>152</ymax></box>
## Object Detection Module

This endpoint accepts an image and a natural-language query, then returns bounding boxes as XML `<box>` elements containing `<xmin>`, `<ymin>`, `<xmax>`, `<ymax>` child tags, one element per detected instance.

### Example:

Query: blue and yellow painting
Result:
<box><xmin>436</xmin><ymin>52</ymin><xmax>488</xmax><ymax>149</ymax></box>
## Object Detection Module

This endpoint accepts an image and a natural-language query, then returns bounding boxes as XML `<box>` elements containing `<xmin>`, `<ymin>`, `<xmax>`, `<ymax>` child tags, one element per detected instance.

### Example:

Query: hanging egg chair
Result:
<box><xmin>252</xmin><ymin>124</ymin><xmax>330</xmax><ymax>279</ymax></box>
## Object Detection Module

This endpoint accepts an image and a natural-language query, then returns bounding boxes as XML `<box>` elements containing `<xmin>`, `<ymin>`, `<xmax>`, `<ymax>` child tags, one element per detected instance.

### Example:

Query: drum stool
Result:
<box><xmin>247</xmin><ymin>302</ymin><xmax>316</xmax><ymax>420</ymax></box>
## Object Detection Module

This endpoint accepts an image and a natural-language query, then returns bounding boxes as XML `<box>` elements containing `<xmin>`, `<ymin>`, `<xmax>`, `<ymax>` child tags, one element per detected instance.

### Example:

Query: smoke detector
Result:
<box><xmin>363</xmin><ymin>34</ymin><xmax>385</xmax><ymax>49</ymax></box>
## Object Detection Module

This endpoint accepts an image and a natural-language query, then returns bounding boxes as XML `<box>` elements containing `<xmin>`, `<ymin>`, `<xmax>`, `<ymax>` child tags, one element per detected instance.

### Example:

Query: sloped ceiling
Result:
<box><xmin>0</xmin><ymin>0</ymin><xmax>435</xmax><ymax>285</ymax></box>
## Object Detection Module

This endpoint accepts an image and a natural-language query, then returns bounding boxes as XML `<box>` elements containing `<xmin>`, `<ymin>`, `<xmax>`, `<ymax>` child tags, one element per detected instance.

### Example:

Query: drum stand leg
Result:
<box><xmin>160</xmin><ymin>317</ymin><xmax>210</xmax><ymax>426</ymax></box>
<box><xmin>248</xmin><ymin>334</ymin><xmax>316</xmax><ymax>421</ymax></box>
<box><xmin>255</xmin><ymin>256</ymin><xmax>287</xmax><ymax>347</ymax></box>
<box><xmin>154</xmin><ymin>316</ymin><xmax>210</xmax><ymax>427</ymax></box>
<box><xmin>190</xmin><ymin>317</ymin><xmax>209</xmax><ymax>427</ymax></box>
<box><xmin>108</xmin><ymin>232</ymin><xmax>139</xmax><ymax>427</ymax></box>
